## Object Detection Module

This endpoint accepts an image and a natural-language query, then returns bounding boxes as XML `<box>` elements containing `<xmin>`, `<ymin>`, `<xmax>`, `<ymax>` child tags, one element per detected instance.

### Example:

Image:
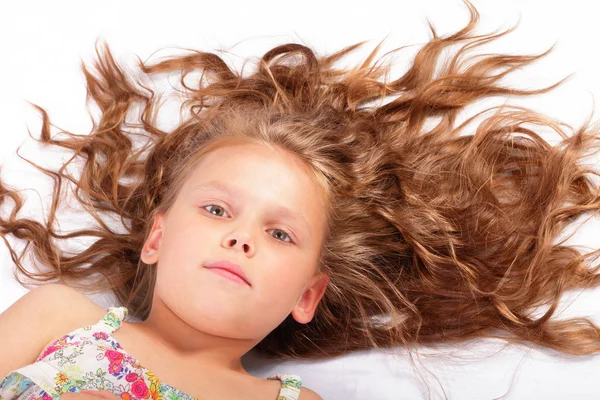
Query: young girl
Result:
<box><xmin>2</xmin><ymin>1</ymin><xmax>600</xmax><ymax>399</ymax></box>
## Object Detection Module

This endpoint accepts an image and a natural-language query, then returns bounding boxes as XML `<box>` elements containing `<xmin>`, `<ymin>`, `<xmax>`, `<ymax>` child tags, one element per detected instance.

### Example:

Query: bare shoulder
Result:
<box><xmin>0</xmin><ymin>283</ymin><xmax>108</xmax><ymax>377</ymax></box>
<box><xmin>28</xmin><ymin>283</ymin><xmax>104</xmax><ymax>312</ymax></box>
<box><xmin>30</xmin><ymin>283</ymin><xmax>108</xmax><ymax>339</ymax></box>
<box><xmin>299</xmin><ymin>386</ymin><xmax>324</xmax><ymax>400</ymax></box>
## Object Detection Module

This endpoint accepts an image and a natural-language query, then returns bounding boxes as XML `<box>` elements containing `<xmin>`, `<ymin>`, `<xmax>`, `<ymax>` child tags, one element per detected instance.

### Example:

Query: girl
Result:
<box><xmin>2</xmin><ymin>0</ymin><xmax>600</xmax><ymax>399</ymax></box>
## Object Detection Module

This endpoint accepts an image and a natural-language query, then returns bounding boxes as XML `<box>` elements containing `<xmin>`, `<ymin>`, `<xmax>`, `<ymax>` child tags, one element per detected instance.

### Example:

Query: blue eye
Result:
<box><xmin>203</xmin><ymin>205</ymin><xmax>294</xmax><ymax>244</ymax></box>
<box><xmin>203</xmin><ymin>204</ymin><xmax>229</xmax><ymax>217</ymax></box>
<box><xmin>270</xmin><ymin>229</ymin><xmax>293</xmax><ymax>244</ymax></box>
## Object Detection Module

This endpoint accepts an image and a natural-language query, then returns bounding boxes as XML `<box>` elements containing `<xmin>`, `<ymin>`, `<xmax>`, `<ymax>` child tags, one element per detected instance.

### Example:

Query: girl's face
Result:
<box><xmin>141</xmin><ymin>141</ymin><xmax>329</xmax><ymax>339</ymax></box>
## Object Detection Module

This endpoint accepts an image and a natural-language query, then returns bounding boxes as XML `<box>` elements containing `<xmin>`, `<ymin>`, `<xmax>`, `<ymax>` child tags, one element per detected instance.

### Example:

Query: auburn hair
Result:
<box><xmin>2</xmin><ymin>0</ymin><xmax>600</xmax><ymax>372</ymax></box>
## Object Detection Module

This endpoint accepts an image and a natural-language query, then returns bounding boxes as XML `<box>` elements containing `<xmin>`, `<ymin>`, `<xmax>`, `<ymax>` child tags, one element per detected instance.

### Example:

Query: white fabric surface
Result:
<box><xmin>2</xmin><ymin>1</ymin><xmax>600</xmax><ymax>398</ymax></box>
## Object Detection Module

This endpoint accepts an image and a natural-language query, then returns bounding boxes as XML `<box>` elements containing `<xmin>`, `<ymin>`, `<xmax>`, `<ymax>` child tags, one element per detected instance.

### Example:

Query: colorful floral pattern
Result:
<box><xmin>0</xmin><ymin>306</ymin><xmax>302</xmax><ymax>400</ymax></box>
<box><xmin>267</xmin><ymin>374</ymin><xmax>303</xmax><ymax>400</ymax></box>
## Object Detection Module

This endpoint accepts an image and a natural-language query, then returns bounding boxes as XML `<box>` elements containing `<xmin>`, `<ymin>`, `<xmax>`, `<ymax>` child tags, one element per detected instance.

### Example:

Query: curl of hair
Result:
<box><xmin>3</xmin><ymin>0</ymin><xmax>600</xmax><ymax>363</ymax></box>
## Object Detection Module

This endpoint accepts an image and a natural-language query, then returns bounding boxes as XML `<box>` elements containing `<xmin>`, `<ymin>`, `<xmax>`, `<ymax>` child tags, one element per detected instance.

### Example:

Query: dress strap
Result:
<box><xmin>266</xmin><ymin>374</ymin><xmax>302</xmax><ymax>399</ymax></box>
<box><xmin>97</xmin><ymin>306</ymin><xmax>128</xmax><ymax>333</ymax></box>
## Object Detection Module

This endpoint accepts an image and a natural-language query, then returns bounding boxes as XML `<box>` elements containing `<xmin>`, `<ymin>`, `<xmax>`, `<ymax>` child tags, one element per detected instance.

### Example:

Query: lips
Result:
<box><xmin>204</xmin><ymin>260</ymin><xmax>251</xmax><ymax>286</ymax></box>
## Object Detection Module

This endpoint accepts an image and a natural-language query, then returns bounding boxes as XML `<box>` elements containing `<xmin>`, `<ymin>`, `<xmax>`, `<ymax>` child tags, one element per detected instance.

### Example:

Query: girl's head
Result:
<box><xmin>139</xmin><ymin>133</ymin><xmax>331</xmax><ymax>340</ymax></box>
<box><xmin>123</xmin><ymin>99</ymin><xmax>370</xmax><ymax>354</ymax></box>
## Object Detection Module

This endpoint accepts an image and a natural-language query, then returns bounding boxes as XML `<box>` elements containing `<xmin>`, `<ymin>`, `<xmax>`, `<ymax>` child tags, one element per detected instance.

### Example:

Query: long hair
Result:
<box><xmin>2</xmin><ymin>0</ymin><xmax>600</xmax><ymax>364</ymax></box>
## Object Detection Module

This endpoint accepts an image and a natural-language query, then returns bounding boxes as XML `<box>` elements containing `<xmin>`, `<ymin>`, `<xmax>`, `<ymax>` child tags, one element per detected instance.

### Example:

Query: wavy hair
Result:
<box><xmin>2</xmin><ymin>0</ymin><xmax>600</xmax><ymax>368</ymax></box>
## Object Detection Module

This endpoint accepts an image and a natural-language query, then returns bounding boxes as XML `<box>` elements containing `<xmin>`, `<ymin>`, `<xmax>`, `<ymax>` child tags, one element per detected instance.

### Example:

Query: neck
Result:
<box><xmin>135</xmin><ymin>297</ymin><xmax>259</xmax><ymax>375</ymax></box>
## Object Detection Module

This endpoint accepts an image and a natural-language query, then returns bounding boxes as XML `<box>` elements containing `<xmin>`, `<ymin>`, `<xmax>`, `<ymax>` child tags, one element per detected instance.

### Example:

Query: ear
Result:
<box><xmin>291</xmin><ymin>271</ymin><xmax>330</xmax><ymax>324</ymax></box>
<box><xmin>140</xmin><ymin>213</ymin><xmax>165</xmax><ymax>265</ymax></box>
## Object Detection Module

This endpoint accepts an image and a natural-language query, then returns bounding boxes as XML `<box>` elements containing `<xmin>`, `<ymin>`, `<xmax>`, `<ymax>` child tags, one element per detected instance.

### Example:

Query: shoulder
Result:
<box><xmin>26</xmin><ymin>283</ymin><xmax>109</xmax><ymax>338</ymax></box>
<box><xmin>0</xmin><ymin>283</ymin><xmax>109</xmax><ymax>377</ymax></box>
<box><xmin>25</xmin><ymin>283</ymin><xmax>102</xmax><ymax>311</ymax></box>
<box><xmin>27</xmin><ymin>282</ymin><xmax>87</xmax><ymax>301</ymax></box>
<box><xmin>299</xmin><ymin>386</ymin><xmax>324</xmax><ymax>400</ymax></box>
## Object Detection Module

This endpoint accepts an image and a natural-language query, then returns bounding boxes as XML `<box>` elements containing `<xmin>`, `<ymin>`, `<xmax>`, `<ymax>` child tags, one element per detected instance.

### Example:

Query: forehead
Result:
<box><xmin>188</xmin><ymin>141</ymin><xmax>314</xmax><ymax>186</ymax></box>
<box><xmin>182</xmin><ymin>142</ymin><xmax>328</xmax><ymax>229</ymax></box>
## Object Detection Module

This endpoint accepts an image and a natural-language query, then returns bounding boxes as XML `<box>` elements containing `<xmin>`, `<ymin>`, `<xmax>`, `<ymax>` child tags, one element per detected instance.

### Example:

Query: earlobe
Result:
<box><xmin>140</xmin><ymin>214</ymin><xmax>164</xmax><ymax>265</ymax></box>
<box><xmin>291</xmin><ymin>272</ymin><xmax>330</xmax><ymax>324</ymax></box>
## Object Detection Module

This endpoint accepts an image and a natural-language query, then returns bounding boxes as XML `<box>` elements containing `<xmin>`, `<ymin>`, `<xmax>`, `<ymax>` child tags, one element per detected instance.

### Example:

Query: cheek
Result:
<box><xmin>158</xmin><ymin>225</ymin><xmax>210</xmax><ymax>267</ymax></box>
<box><xmin>253</xmin><ymin>268</ymin><xmax>309</xmax><ymax>314</ymax></box>
<box><xmin>169</xmin><ymin>216</ymin><xmax>213</xmax><ymax>244</ymax></box>
<box><xmin>261</xmin><ymin>256</ymin><xmax>310</xmax><ymax>289</ymax></box>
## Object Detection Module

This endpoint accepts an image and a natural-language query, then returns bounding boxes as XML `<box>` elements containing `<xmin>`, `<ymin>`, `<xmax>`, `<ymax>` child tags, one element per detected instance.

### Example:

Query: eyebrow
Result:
<box><xmin>192</xmin><ymin>181</ymin><xmax>312</xmax><ymax>233</ymax></box>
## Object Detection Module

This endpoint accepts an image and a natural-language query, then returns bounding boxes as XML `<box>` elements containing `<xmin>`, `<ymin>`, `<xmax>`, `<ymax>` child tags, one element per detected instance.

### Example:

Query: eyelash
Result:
<box><xmin>202</xmin><ymin>204</ymin><xmax>294</xmax><ymax>244</ymax></box>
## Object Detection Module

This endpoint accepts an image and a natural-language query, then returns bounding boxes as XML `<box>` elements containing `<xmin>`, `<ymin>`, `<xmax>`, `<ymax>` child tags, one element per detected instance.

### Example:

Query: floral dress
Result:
<box><xmin>0</xmin><ymin>307</ymin><xmax>302</xmax><ymax>400</ymax></box>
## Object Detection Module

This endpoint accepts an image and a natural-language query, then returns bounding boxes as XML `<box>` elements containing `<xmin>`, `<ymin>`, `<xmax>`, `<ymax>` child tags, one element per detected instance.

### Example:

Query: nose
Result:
<box><xmin>223</xmin><ymin>234</ymin><xmax>254</xmax><ymax>256</ymax></box>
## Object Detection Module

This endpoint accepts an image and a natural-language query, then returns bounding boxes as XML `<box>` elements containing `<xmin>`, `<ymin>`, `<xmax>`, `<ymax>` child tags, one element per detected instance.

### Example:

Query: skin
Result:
<box><xmin>136</xmin><ymin>141</ymin><xmax>330</xmax><ymax>376</ymax></box>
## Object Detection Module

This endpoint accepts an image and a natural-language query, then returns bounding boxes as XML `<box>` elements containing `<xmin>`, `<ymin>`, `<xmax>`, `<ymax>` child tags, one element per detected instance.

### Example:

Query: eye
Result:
<box><xmin>270</xmin><ymin>228</ymin><xmax>293</xmax><ymax>244</ymax></box>
<box><xmin>202</xmin><ymin>205</ymin><xmax>294</xmax><ymax>244</ymax></box>
<box><xmin>203</xmin><ymin>204</ymin><xmax>229</xmax><ymax>218</ymax></box>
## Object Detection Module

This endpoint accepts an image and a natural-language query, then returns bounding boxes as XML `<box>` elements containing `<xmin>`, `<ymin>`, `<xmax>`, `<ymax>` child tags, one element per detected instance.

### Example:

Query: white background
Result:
<box><xmin>2</xmin><ymin>1</ymin><xmax>600</xmax><ymax>399</ymax></box>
